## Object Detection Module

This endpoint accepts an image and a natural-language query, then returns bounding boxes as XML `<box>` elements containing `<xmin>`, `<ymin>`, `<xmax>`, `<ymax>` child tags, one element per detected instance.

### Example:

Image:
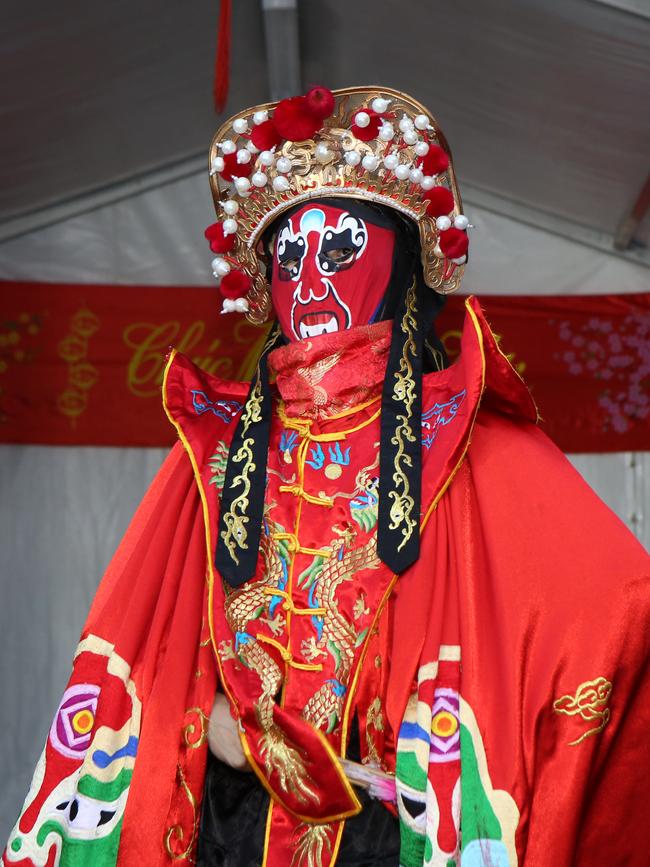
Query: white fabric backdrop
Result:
<box><xmin>1</xmin><ymin>172</ymin><xmax>648</xmax><ymax>843</ymax></box>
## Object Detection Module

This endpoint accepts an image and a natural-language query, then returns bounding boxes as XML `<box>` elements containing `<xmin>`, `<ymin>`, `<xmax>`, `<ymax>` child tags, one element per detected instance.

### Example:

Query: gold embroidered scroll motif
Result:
<box><xmin>388</xmin><ymin>280</ymin><xmax>418</xmax><ymax>552</ymax></box>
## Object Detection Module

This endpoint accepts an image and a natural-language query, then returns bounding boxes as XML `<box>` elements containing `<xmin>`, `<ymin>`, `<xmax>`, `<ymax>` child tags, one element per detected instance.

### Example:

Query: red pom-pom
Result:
<box><xmin>423</xmin><ymin>186</ymin><xmax>455</xmax><ymax>217</ymax></box>
<box><xmin>219</xmin><ymin>151</ymin><xmax>253</xmax><ymax>182</ymax></box>
<box><xmin>439</xmin><ymin>227</ymin><xmax>468</xmax><ymax>259</ymax></box>
<box><xmin>273</xmin><ymin>96</ymin><xmax>321</xmax><ymax>141</ymax></box>
<box><xmin>305</xmin><ymin>86</ymin><xmax>335</xmax><ymax>119</ymax></box>
<box><xmin>220</xmin><ymin>270</ymin><xmax>251</xmax><ymax>299</ymax></box>
<box><xmin>419</xmin><ymin>144</ymin><xmax>449</xmax><ymax>176</ymax></box>
<box><xmin>351</xmin><ymin>109</ymin><xmax>381</xmax><ymax>142</ymax></box>
<box><xmin>251</xmin><ymin>119</ymin><xmax>282</xmax><ymax>151</ymax></box>
<box><xmin>204</xmin><ymin>222</ymin><xmax>236</xmax><ymax>254</ymax></box>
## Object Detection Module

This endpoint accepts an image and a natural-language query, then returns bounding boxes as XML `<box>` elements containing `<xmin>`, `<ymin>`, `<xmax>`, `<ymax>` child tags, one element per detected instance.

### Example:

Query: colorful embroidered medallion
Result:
<box><xmin>396</xmin><ymin>648</ymin><xmax>519</xmax><ymax>867</ymax></box>
<box><xmin>3</xmin><ymin>636</ymin><xmax>141</xmax><ymax>867</ymax></box>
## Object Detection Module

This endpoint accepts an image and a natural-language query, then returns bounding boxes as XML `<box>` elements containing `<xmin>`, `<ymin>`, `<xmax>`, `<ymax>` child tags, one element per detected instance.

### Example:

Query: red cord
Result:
<box><xmin>213</xmin><ymin>0</ymin><xmax>232</xmax><ymax>113</ymax></box>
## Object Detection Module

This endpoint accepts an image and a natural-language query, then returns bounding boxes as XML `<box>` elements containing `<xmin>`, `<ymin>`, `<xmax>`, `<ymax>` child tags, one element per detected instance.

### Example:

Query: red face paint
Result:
<box><xmin>270</xmin><ymin>202</ymin><xmax>396</xmax><ymax>341</ymax></box>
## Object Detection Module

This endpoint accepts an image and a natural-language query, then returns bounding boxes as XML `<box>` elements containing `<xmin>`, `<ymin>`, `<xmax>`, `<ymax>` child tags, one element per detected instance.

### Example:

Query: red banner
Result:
<box><xmin>0</xmin><ymin>282</ymin><xmax>647</xmax><ymax>452</ymax></box>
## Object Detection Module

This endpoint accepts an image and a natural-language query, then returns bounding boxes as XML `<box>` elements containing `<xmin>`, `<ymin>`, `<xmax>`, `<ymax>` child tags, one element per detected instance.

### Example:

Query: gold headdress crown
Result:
<box><xmin>206</xmin><ymin>86</ymin><xmax>469</xmax><ymax>324</ymax></box>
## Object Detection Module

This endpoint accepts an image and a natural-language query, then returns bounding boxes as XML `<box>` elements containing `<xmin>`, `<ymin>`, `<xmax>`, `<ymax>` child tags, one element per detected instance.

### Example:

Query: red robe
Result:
<box><xmin>3</xmin><ymin>298</ymin><xmax>649</xmax><ymax>867</ymax></box>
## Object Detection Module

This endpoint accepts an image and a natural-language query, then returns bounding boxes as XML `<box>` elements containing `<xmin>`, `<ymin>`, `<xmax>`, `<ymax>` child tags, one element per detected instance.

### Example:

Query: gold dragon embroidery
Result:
<box><xmin>300</xmin><ymin>530</ymin><xmax>380</xmax><ymax>734</ymax></box>
<box><xmin>222</xmin><ymin>522</ymin><xmax>318</xmax><ymax>804</ymax></box>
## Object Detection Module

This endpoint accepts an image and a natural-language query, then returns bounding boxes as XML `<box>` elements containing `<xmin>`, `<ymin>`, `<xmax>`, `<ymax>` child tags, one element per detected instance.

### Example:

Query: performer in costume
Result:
<box><xmin>3</xmin><ymin>86</ymin><xmax>649</xmax><ymax>867</ymax></box>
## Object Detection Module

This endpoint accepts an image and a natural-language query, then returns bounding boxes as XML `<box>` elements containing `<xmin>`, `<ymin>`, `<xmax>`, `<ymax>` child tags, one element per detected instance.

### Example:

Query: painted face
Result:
<box><xmin>270</xmin><ymin>202</ymin><xmax>396</xmax><ymax>341</ymax></box>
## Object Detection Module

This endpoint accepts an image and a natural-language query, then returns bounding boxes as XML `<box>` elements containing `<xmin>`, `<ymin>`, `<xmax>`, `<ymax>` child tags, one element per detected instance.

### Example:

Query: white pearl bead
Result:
<box><xmin>355</xmin><ymin>111</ymin><xmax>371</xmax><ymax>128</ymax></box>
<box><xmin>436</xmin><ymin>216</ymin><xmax>452</xmax><ymax>231</ymax></box>
<box><xmin>414</xmin><ymin>114</ymin><xmax>429</xmax><ymax>130</ymax></box>
<box><xmin>222</xmin><ymin>200</ymin><xmax>239</xmax><ymax>215</ymax></box>
<box><xmin>371</xmin><ymin>97</ymin><xmax>389</xmax><ymax>113</ymax></box>
<box><xmin>259</xmin><ymin>150</ymin><xmax>275</xmax><ymax>166</ymax></box>
<box><xmin>233</xmin><ymin>118</ymin><xmax>249</xmax><ymax>134</ymax></box>
<box><xmin>362</xmin><ymin>154</ymin><xmax>379</xmax><ymax>171</ymax></box>
<box><xmin>273</xmin><ymin>175</ymin><xmax>290</xmax><ymax>192</ymax></box>
<box><xmin>253</xmin><ymin>110</ymin><xmax>268</xmax><ymax>125</ymax></box>
<box><xmin>234</xmin><ymin>177</ymin><xmax>251</xmax><ymax>194</ymax></box>
<box><xmin>421</xmin><ymin>176</ymin><xmax>435</xmax><ymax>190</ymax></box>
<box><xmin>415</xmin><ymin>141</ymin><xmax>430</xmax><ymax>157</ymax></box>
<box><xmin>451</xmin><ymin>255</ymin><xmax>467</xmax><ymax>265</ymax></box>
<box><xmin>276</xmin><ymin>157</ymin><xmax>292</xmax><ymax>173</ymax></box>
<box><xmin>233</xmin><ymin>297</ymin><xmax>249</xmax><ymax>312</ymax></box>
<box><xmin>212</xmin><ymin>257</ymin><xmax>231</xmax><ymax>276</ymax></box>
<box><xmin>345</xmin><ymin>150</ymin><xmax>361</xmax><ymax>166</ymax></box>
<box><xmin>221</xmin><ymin>298</ymin><xmax>237</xmax><ymax>314</ymax></box>
<box><xmin>223</xmin><ymin>218</ymin><xmax>238</xmax><ymax>235</ymax></box>
<box><xmin>251</xmin><ymin>171</ymin><xmax>268</xmax><ymax>187</ymax></box>
<box><xmin>211</xmin><ymin>156</ymin><xmax>225</xmax><ymax>173</ymax></box>
<box><xmin>221</xmin><ymin>139</ymin><xmax>236</xmax><ymax>154</ymax></box>
<box><xmin>409</xmin><ymin>167</ymin><xmax>424</xmax><ymax>184</ymax></box>
<box><xmin>383</xmin><ymin>153</ymin><xmax>399</xmax><ymax>170</ymax></box>
<box><xmin>454</xmin><ymin>215</ymin><xmax>469</xmax><ymax>230</ymax></box>
<box><xmin>378</xmin><ymin>123</ymin><xmax>395</xmax><ymax>142</ymax></box>
<box><xmin>315</xmin><ymin>144</ymin><xmax>332</xmax><ymax>163</ymax></box>
<box><xmin>246</xmin><ymin>140</ymin><xmax>260</xmax><ymax>153</ymax></box>
<box><xmin>403</xmin><ymin>130</ymin><xmax>418</xmax><ymax>146</ymax></box>
<box><xmin>399</xmin><ymin>115</ymin><xmax>414</xmax><ymax>133</ymax></box>
<box><xmin>236</xmin><ymin>148</ymin><xmax>252</xmax><ymax>164</ymax></box>
<box><xmin>395</xmin><ymin>164</ymin><xmax>411</xmax><ymax>180</ymax></box>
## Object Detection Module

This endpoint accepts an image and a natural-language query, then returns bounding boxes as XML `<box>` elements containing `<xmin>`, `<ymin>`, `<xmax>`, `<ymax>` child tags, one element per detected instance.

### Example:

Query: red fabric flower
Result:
<box><xmin>251</xmin><ymin>119</ymin><xmax>282</xmax><ymax>151</ymax></box>
<box><xmin>220</xmin><ymin>270</ymin><xmax>251</xmax><ymax>299</ymax></box>
<box><xmin>422</xmin><ymin>186</ymin><xmax>455</xmax><ymax>218</ymax></box>
<box><xmin>219</xmin><ymin>151</ymin><xmax>253</xmax><ymax>182</ymax></box>
<box><xmin>305</xmin><ymin>86</ymin><xmax>335</xmax><ymax>119</ymax></box>
<box><xmin>439</xmin><ymin>227</ymin><xmax>468</xmax><ymax>259</ymax></box>
<box><xmin>204</xmin><ymin>222</ymin><xmax>236</xmax><ymax>254</ymax></box>
<box><xmin>274</xmin><ymin>96</ymin><xmax>321</xmax><ymax>141</ymax></box>
<box><xmin>419</xmin><ymin>144</ymin><xmax>449</xmax><ymax>176</ymax></box>
<box><xmin>351</xmin><ymin>109</ymin><xmax>381</xmax><ymax>142</ymax></box>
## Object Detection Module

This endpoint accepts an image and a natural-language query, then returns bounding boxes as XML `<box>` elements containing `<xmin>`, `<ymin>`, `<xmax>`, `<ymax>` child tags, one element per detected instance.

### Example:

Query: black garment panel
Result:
<box><xmin>196</xmin><ymin>754</ymin><xmax>400</xmax><ymax>866</ymax></box>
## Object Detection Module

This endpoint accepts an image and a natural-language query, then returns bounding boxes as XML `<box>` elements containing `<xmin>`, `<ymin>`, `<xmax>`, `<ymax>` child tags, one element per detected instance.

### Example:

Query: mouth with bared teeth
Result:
<box><xmin>290</xmin><ymin>280</ymin><xmax>351</xmax><ymax>340</ymax></box>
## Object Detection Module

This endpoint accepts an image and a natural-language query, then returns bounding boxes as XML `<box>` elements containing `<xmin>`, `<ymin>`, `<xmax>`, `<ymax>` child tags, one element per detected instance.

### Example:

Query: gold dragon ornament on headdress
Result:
<box><xmin>204</xmin><ymin>85</ymin><xmax>470</xmax><ymax>323</ymax></box>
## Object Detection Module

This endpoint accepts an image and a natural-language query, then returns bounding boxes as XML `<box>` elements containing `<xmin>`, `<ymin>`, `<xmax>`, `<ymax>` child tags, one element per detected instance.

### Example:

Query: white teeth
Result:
<box><xmin>299</xmin><ymin>317</ymin><xmax>339</xmax><ymax>338</ymax></box>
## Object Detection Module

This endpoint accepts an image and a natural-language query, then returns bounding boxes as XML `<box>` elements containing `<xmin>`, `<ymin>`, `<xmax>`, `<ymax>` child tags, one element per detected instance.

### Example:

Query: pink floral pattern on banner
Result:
<box><xmin>555</xmin><ymin>311</ymin><xmax>650</xmax><ymax>434</ymax></box>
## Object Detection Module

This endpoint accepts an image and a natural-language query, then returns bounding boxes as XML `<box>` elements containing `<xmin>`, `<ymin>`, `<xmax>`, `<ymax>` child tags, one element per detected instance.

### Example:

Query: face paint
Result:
<box><xmin>270</xmin><ymin>202</ymin><xmax>396</xmax><ymax>341</ymax></box>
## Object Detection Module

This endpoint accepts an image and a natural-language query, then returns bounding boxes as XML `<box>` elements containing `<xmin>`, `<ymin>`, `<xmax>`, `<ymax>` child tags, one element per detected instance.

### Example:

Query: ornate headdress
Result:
<box><xmin>205</xmin><ymin>86</ymin><xmax>469</xmax><ymax>321</ymax></box>
<box><xmin>209</xmin><ymin>86</ymin><xmax>470</xmax><ymax>586</ymax></box>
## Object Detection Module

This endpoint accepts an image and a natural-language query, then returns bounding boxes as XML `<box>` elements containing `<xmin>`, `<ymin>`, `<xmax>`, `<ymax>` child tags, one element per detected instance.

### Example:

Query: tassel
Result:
<box><xmin>213</xmin><ymin>0</ymin><xmax>232</xmax><ymax>113</ymax></box>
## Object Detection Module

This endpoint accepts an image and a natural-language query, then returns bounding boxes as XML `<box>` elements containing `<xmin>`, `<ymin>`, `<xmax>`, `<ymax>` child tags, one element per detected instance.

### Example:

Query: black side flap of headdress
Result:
<box><xmin>215</xmin><ymin>329</ymin><xmax>279</xmax><ymax>587</ymax></box>
<box><xmin>378</xmin><ymin>277</ymin><xmax>437</xmax><ymax>574</ymax></box>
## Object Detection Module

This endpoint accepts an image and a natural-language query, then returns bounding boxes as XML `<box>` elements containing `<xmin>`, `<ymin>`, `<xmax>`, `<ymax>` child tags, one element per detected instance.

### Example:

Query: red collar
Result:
<box><xmin>268</xmin><ymin>320</ymin><xmax>392</xmax><ymax>419</ymax></box>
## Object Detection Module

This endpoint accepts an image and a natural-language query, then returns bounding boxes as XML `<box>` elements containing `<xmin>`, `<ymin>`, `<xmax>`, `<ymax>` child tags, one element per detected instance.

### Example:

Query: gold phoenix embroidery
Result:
<box><xmin>553</xmin><ymin>676</ymin><xmax>613</xmax><ymax>746</ymax></box>
<box><xmin>291</xmin><ymin>822</ymin><xmax>333</xmax><ymax>867</ymax></box>
<box><xmin>388</xmin><ymin>279</ymin><xmax>418</xmax><ymax>551</ymax></box>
